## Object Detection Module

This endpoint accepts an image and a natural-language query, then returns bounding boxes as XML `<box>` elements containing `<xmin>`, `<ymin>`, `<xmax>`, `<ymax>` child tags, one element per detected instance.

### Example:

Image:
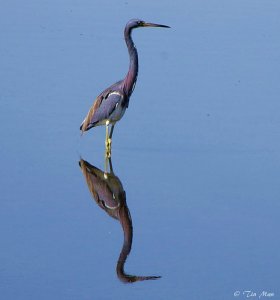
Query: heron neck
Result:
<box><xmin>116</xmin><ymin>202</ymin><xmax>134</xmax><ymax>282</ymax></box>
<box><xmin>124</xmin><ymin>29</ymin><xmax>138</xmax><ymax>97</ymax></box>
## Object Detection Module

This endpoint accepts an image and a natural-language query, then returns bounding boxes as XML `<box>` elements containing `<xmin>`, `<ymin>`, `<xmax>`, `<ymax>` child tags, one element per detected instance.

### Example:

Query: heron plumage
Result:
<box><xmin>79</xmin><ymin>19</ymin><xmax>169</xmax><ymax>155</ymax></box>
<box><xmin>80</xmin><ymin>81</ymin><xmax>126</xmax><ymax>132</ymax></box>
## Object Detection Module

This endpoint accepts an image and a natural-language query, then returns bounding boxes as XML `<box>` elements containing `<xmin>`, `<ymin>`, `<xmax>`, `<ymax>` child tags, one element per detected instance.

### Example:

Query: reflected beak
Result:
<box><xmin>143</xmin><ymin>22</ymin><xmax>170</xmax><ymax>28</ymax></box>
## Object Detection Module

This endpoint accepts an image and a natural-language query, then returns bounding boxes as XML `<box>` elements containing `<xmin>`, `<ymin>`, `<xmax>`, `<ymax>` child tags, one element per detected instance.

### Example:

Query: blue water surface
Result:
<box><xmin>1</xmin><ymin>0</ymin><xmax>280</xmax><ymax>299</ymax></box>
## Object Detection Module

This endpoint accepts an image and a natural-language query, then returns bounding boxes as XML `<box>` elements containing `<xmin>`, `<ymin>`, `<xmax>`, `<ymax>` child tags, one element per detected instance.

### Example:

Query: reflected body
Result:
<box><xmin>80</xmin><ymin>19</ymin><xmax>170</xmax><ymax>156</ymax></box>
<box><xmin>79</xmin><ymin>157</ymin><xmax>160</xmax><ymax>283</ymax></box>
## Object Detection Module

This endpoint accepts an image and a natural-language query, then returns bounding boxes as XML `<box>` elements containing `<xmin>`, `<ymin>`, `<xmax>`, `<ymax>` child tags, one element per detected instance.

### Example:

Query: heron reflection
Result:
<box><xmin>79</xmin><ymin>157</ymin><xmax>160</xmax><ymax>283</ymax></box>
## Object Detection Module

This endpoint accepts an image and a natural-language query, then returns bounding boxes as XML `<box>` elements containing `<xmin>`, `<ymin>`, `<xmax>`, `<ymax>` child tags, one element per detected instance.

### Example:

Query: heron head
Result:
<box><xmin>126</xmin><ymin>19</ymin><xmax>170</xmax><ymax>30</ymax></box>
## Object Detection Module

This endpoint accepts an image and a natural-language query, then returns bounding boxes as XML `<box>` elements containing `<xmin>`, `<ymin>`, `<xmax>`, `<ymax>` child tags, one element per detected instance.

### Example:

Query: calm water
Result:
<box><xmin>1</xmin><ymin>0</ymin><xmax>280</xmax><ymax>299</ymax></box>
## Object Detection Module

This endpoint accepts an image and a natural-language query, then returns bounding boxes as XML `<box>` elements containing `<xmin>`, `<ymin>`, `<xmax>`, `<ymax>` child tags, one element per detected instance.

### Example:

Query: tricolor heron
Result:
<box><xmin>80</xmin><ymin>19</ymin><xmax>170</xmax><ymax>156</ymax></box>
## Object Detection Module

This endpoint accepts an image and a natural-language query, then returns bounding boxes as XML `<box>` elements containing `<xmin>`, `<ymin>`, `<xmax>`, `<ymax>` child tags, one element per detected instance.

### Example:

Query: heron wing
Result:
<box><xmin>80</xmin><ymin>85</ymin><xmax>123</xmax><ymax>132</ymax></box>
<box><xmin>80</xmin><ymin>80</ymin><xmax>122</xmax><ymax>132</ymax></box>
<box><xmin>91</xmin><ymin>91</ymin><xmax>122</xmax><ymax>124</ymax></box>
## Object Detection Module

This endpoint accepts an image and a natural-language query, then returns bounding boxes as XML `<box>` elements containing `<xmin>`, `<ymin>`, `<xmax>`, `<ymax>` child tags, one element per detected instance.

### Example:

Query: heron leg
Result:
<box><xmin>105</xmin><ymin>121</ymin><xmax>111</xmax><ymax>158</ymax></box>
<box><xmin>104</xmin><ymin>156</ymin><xmax>109</xmax><ymax>174</ymax></box>
<box><xmin>108</xmin><ymin>124</ymin><xmax>114</xmax><ymax>152</ymax></box>
<box><xmin>104</xmin><ymin>156</ymin><xmax>113</xmax><ymax>175</ymax></box>
<box><xmin>108</xmin><ymin>156</ymin><xmax>113</xmax><ymax>174</ymax></box>
<box><xmin>109</xmin><ymin>125</ymin><xmax>115</xmax><ymax>139</ymax></box>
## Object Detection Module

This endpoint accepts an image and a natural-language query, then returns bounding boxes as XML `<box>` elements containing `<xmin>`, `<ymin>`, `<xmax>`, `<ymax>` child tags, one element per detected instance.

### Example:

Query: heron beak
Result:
<box><xmin>143</xmin><ymin>22</ymin><xmax>170</xmax><ymax>28</ymax></box>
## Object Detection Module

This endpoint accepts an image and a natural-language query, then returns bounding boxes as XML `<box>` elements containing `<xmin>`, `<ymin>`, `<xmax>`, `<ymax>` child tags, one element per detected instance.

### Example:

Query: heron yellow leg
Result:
<box><xmin>105</xmin><ymin>121</ymin><xmax>111</xmax><ymax>158</ymax></box>
<box><xmin>108</xmin><ymin>125</ymin><xmax>115</xmax><ymax>154</ymax></box>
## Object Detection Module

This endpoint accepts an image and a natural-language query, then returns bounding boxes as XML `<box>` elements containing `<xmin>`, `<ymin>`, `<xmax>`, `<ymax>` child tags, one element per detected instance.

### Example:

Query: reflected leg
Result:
<box><xmin>104</xmin><ymin>156</ymin><xmax>113</xmax><ymax>175</ymax></box>
<box><xmin>104</xmin><ymin>155</ymin><xmax>109</xmax><ymax>176</ymax></box>
<box><xmin>108</xmin><ymin>157</ymin><xmax>113</xmax><ymax>174</ymax></box>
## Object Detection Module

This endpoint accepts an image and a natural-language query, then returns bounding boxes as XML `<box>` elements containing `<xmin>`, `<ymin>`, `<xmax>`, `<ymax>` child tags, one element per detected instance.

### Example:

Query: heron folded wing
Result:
<box><xmin>80</xmin><ymin>94</ymin><xmax>103</xmax><ymax>132</ymax></box>
<box><xmin>80</xmin><ymin>91</ymin><xmax>122</xmax><ymax>132</ymax></box>
<box><xmin>92</xmin><ymin>91</ymin><xmax>122</xmax><ymax>123</ymax></box>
